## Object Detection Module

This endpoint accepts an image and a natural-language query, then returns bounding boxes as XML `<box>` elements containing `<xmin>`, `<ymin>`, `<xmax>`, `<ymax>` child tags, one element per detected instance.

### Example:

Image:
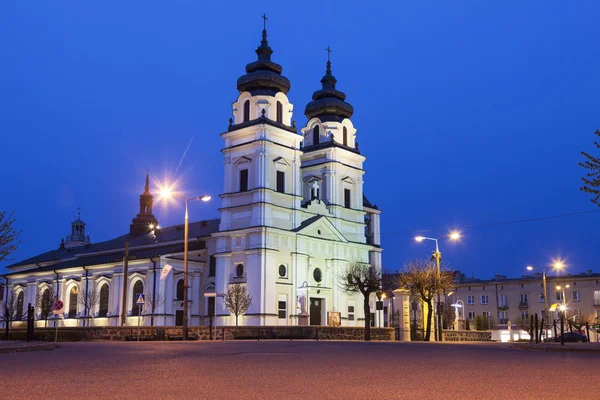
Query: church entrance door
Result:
<box><xmin>175</xmin><ymin>310</ymin><xmax>183</xmax><ymax>326</ymax></box>
<box><xmin>309</xmin><ymin>298</ymin><xmax>322</xmax><ymax>325</ymax></box>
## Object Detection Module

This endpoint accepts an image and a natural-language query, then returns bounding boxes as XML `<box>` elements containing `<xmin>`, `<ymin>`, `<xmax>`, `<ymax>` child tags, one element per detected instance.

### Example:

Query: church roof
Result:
<box><xmin>305</xmin><ymin>59</ymin><xmax>354</xmax><ymax>122</ymax></box>
<box><xmin>236</xmin><ymin>25</ymin><xmax>290</xmax><ymax>96</ymax></box>
<box><xmin>6</xmin><ymin>219</ymin><xmax>221</xmax><ymax>273</ymax></box>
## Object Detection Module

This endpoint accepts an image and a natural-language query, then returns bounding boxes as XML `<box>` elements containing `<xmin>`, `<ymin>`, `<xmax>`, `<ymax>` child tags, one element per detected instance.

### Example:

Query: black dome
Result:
<box><xmin>236</xmin><ymin>29</ymin><xmax>290</xmax><ymax>96</ymax></box>
<box><xmin>305</xmin><ymin>61</ymin><xmax>354</xmax><ymax>122</ymax></box>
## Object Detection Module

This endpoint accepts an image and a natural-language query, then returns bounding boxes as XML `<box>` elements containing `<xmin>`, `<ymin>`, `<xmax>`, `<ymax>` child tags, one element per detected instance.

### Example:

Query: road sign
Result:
<box><xmin>136</xmin><ymin>293</ymin><xmax>145</xmax><ymax>305</ymax></box>
<box><xmin>160</xmin><ymin>264</ymin><xmax>172</xmax><ymax>280</ymax></box>
<box><xmin>52</xmin><ymin>300</ymin><xmax>64</xmax><ymax>314</ymax></box>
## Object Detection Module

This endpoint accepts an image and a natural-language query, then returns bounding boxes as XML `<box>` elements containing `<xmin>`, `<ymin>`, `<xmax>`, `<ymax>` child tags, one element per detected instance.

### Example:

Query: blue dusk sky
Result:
<box><xmin>2</xmin><ymin>1</ymin><xmax>599</xmax><ymax>279</ymax></box>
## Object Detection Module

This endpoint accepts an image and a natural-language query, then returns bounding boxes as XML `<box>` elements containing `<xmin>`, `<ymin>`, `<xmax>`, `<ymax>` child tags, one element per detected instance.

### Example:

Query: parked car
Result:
<box><xmin>545</xmin><ymin>332</ymin><xmax>588</xmax><ymax>343</ymax></box>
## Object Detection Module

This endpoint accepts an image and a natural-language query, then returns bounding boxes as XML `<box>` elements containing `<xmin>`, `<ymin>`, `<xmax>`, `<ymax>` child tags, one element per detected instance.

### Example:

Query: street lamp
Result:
<box><xmin>414</xmin><ymin>231</ymin><xmax>461</xmax><ymax>341</ymax></box>
<box><xmin>525</xmin><ymin>261</ymin><xmax>567</xmax><ymax>338</ymax></box>
<box><xmin>159</xmin><ymin>185</ymin><xmax>211</xmax><ymax>340</ymax></box>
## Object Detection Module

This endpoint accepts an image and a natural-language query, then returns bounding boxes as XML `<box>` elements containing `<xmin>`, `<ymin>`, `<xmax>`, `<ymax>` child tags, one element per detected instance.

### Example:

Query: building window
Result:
<box><xmin>467</xmin><ymin>311</ymin><xmax>475</xmax><ymax>320</ymax></box>
<box><xmin>243</xmin><ymin>100</ymin><xmax>250</xmax><ymax>122</ymax></box>
<box><xmin>131</xmin><ymin>280</ymin><xmax>143</xmax><ymax>317</ymax></box>
<box><xmin>343</xmin><ymin>126</ymin><xmax>348</xmax><ymax>146</ymax></box>
<box><xmin>499</xmin><ymin>311</ymin><xmax>507</xmax><ymax>324</ymax></box>
<box><xmin>520</xmin><ymin>293</ymin><xmax>528</xmax><ymax>304</ymax></box>
<box><xmin>555</xmin><ymin>291</ymin><xmax>563</xmax><ymax>302</ymax></box>
<box><xmin>278</xmin><ymin>264</ymin><xmax>287</xmax><ymax>278</ymax></box>
<box><xmin>68</xmin><ymin>287</ymin><xmax>77</xmax><ymax>319</ymax></box>
<box><xmin>572</xmin><ymin>291</ymin><xmax>580</xmax><ymax>301</ymax></box>
<box><xmin>276</xmin><ymin>171</ymin><xmax>285</xmax><ymax>193</ymax></box>
<box><xmin>278</xmin><ymin>299</ymin><xmax>287</xmax><ymax>319</ymax></box>
<box><xmin>539</xmin><ymin>293</ymin><xmax>545</xmax><ymax>303</ymax></box>
<box><xmin>313</xmin><ymin>126</ymin><xmax>319</xmax><ymax>145</ymax></box>
<box><xmin>520</xmin><ymin>310</ymin><xmax>529</xmax><ymax>321</ymax></box>
<box><xmin>176</xmin><ymin>279</ymin><xmax>184</xmax><ymax>301</ymax></box>
<box><xmin>313</xmin><ymin>268</ymin><xmax>322</xmax><ymax>283</ymax></box>
<box><xmin>99</xmin><ymin>284</ymin><xmax>109</xmax><ymax>318</ymax></box>
<box><xmin>209</xmin><ymin>255</ymin><xmax>216</xmax><ymax>277</ymax></box>
<box><xmin>344</xmin><ymin>189</ymin><xmax>351</xmax><ymax>208</ymax></box>
<box><xmin>480</xmin><ymin>295</ymin><xmax>488</xmax><ymax>305</ymax></box>
<box><xmin>15</xmin><ymin>291</ymin><xmax>24</xmax><ymax>320</ymax></box>
<box><xmin>239</xmin><ymin>169</ymin><xmax>249</xmax><ymax>192</ymax></box>
<box><xmin>276</xmin><ymin>101</ymin><xmax>283</xmax><ymax>123</ymax></box>
<box><xmin>467</xmin><ymin>295</ymin><xmax>475</xmax><ymax>305</ymax></box>
<box><xmin>236</xmin><ymin>264</ymin><xmax>244</xmax><ymax>278</ymax></box>
<box><xmin>498</xmin><ymin>294</ymin><xmax>507</xmax><ymax>307</ymax></box>
<box><xmin>594</xmin><ymin>290</ymin><xmax>600</xmax><ymax>306</ymax></box>
<box><xmin>348</xmin><ymin>304</ymin><xmax>355</xmax><ymax>321</ymax></box>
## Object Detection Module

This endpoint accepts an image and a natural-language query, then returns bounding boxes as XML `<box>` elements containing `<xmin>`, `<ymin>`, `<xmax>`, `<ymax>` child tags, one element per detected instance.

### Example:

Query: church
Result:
<box><xmin>2</xmin><ymin>23</ymin><xmax>383</xmax><ymax>329</ymax></box>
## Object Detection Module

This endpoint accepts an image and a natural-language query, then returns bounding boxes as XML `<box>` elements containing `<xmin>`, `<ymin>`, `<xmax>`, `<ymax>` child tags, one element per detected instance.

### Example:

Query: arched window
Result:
<box><xmin>243</xmin><ymin>100</ymin><xmax>250</xmax><ymax>122</ymax></box>
<box><xmin>68</xmin><ymin>287</ymin><xmax>78</xmax><ymax>318</ymax></box>
<box><xmin>99</xmin><ymin>284</ymin><xmax>109</xmax><ymax>317</ymax></box>
<box><xmin>343</xmin><ymin>126</ymin><xmax>348</xmax><ymax>146</ymax></box>
<box><xmin>132</xmin><ymin>280</ymin><xmax>144</xmax><ymax>317</ymax></box>
<box><xmin>41</xmin><ymin>289</ymin><xmax>52</xmax><ymax>319</ymax></box>
<box><xmin>236</xmin><ymin>264</ymin><xmax>244</xmax><ymax>278</ymax></box>
<box><xmin>313</xmin><ymin>126</ymin><xmax>320</xmax><ymax>145</ymax></box>
<box><xmin>276</xmin><ymin>101</ymin><xmax>283</xmax><ymax>123</ymax></box>
<box><xmin>15</xmin><ymin>291</ymin><xmax>24</xmax><ymax>320</ymax></box>
<box><xmin>176</xmin><ymin>279</ymin><xmax>184</xmax><ymax>301</ymax></box>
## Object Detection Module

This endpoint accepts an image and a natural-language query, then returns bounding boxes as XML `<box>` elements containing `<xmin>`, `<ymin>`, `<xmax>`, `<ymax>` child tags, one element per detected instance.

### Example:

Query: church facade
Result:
<box><xmin>1</xmin><ymin>24</ymin><xmax>383</xmax><ymax>329</ymax></box>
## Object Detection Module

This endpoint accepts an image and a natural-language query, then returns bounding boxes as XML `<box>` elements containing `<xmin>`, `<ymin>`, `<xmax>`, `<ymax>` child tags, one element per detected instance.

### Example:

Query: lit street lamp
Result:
<box><xmin>414</xmin><ymin>231</ymin><xmax>461</xmax><ymax>341</ymax></box>
<box><xmin>160</xmin><ymin>186</ymin><xmax>211</xmax><ymax>340</ymax></box>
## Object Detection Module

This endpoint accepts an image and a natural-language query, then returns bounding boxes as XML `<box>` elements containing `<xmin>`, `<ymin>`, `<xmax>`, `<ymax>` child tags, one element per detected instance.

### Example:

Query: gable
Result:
<box><xmin>294</xmin><ymin>216</ymin><xmax>348</xmax><ymax>243</ymax></box>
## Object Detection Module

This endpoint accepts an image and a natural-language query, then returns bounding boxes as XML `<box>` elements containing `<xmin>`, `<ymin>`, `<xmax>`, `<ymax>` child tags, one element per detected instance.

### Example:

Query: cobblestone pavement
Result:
<box><xmin>1</xmin><ymin>341</ymin><xmax>598</xmax><ymax>399</ymax></box>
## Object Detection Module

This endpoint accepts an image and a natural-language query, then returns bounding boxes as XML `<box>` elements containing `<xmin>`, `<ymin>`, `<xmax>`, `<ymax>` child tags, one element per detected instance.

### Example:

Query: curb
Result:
<box><xmin>0</xmin><ymin>342</ymin><xmax>57</xmax><ymax>354</ymax></box>
<box><xmin>511</xmin><ymin>344</ymin><xmax>600</xmax><ymax>354</ymax></box>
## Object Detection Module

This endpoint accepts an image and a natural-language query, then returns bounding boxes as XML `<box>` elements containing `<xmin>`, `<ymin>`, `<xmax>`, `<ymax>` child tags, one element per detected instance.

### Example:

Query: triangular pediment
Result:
<box><xmin>341</xmin><ymin>176</ymin><xmax>356</xmax><ymax>185</ymax></box>
<box><xmin>273</xmin><ymin>157</ymin><xmax>290</xmax><ymax>166</ymax></box>
<box><xmin>304</xmin><ymin>175</ymin><xmax>323</xmax><ymax>183</ymax></box>
<box><xmin>234</xmin><ymin>156</ymin><xmax>252</xmax><ymax>165</ymax></box>
<box><xmin>294</xmin><ymin>215</ymin><xmax>348</xmax><ymax>243</ymax></box>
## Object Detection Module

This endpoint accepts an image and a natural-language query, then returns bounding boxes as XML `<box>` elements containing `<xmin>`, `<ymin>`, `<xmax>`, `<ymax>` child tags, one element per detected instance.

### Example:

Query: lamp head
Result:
<box><xmin>449</xmin><ymin>231</ymin><xmax>461</xmax><ymax>241</ymax></box>
<box><xmin>200</xmin><ymin>195</ymin><xmax>211</xmax><ymax>202</ymax></box>
<box><xmin>414</xmin><ymin>236</ymin><xmax>425</xmax><ymax>242</ymax></box>
<box><xmin>526</xmin><ymin>266</ymin><xmax>534</xmax><ymax>271</ymax></box>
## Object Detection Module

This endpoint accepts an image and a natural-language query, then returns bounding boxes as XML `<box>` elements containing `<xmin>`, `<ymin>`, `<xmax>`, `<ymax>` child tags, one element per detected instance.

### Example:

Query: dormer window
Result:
<box><xmin>243</xmin><ymin>100</ymin><xmax>250</xmax><ymax>122</ymax></box>
<box><xmin>313</xmin><ymin>126</ymin><xmax>319</xmax><ymax>145</ymax></box>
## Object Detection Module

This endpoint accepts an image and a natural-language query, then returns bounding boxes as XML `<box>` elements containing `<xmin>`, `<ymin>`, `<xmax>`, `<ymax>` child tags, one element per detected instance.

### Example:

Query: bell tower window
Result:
<box><xmin>239</xmin><ymin>169</ymin><xmax>249</xmax><ymax>192</ymax></box>
<box><xmin>243</xmin><ymin>100</ymin><xmax>250</xmax><ymax>122</ymax></box>
<box><xmin>276</xmin><ymin>101</ymin><xmax>283</xmax><ymax>123</ymax></box>
<box><xmin>344</xmin><ymin>188</ymin><xmax>351</xmax><ymax>208</ymax></box>
<box><xmin>276</xmin><ymin>171</ymin><xmax>285</xmax><ymax>193</ymax></box>
<box><xmin>343</xmin><ymin>127</ymin><xmax>348</xmax><ymax>146</ymax></box>
<box><xmin>313</xmin><ymin>126</ymin><xmax>319</xmax><ymax>145</ymax></box>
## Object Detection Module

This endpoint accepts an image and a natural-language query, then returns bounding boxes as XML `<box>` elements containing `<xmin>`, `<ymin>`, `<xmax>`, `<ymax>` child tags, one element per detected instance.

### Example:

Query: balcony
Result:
<box><xmin>518</xmin><ymin>301</ymin><xmax>529</xmax><ymax>309</ymax></box>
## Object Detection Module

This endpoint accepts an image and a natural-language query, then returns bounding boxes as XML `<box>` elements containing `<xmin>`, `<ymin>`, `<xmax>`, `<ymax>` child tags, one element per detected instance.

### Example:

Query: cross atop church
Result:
<box><xmin>326</xmin><ymin>46</ymin><xmax>332</xmax><ymax>62</ymax></box>
<box><xmin>262</xmin><ymin>13</ymin><xmax>268</xmax><ymax>30</ymax></box>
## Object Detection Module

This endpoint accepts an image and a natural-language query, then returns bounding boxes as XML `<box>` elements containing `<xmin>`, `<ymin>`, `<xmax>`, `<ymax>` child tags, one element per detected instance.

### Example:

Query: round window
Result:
<box><xmin>313</xmin><ymin>268</ymin><xmax>322</xmax><ymax>282</ymax></box>
<box><xmin>278</xmin><ymin>264</ymin><xmax>287</xmax><ymax>277</ymax></box>
<box><xmin>236</xmin><ymin>264</ymin><xmax>244</xmax><ymax>277</ymax></box>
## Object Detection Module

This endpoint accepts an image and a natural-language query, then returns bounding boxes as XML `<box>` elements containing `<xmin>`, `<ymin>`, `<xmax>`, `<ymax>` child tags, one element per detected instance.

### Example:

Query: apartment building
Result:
<box><xmin>452</xmin><ymin>270</ymin><xmax>600</xmax><ymax>329</ymax></box>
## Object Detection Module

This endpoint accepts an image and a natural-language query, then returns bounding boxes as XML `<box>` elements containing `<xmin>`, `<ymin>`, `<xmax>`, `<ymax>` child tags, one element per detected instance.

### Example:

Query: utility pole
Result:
<box><xmin>121</xmin><ymin>242</ymin><xmax>129</xmax><ymax>326</ymax></box>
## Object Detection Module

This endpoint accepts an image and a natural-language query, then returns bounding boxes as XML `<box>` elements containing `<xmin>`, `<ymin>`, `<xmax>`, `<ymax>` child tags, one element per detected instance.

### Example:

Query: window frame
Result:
<box><xmin>276</xmin><ymin>170</ymin><xmax>285</xmax><ymax>193</ymax></box>
<box><xmin>480</xmin><ymin>295</ymin><xmax>489</xmax><ymax>305</ymax></box>
<box><xmin>239</xmin><ymin>169</ymin><xmax>249</xmax><ymax>192</ymax></box>
<box><xmin>344</xmin><ymin>188</ymin><xmax>351</xmax><ymax>208</ymax></box>
<box><xmin>467</xmin><ymin>295</ymin><xmax>475</xmax><ymax>305</ymax></box>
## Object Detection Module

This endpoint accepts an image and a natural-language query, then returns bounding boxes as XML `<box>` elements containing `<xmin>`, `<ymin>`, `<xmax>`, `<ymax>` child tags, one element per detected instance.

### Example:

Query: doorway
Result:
<box><xmin>310</xmin><ymin>298</ymin><xmax>322</xmax><ymax>325</ymax></box>
<box><xmin>175</xmin><ymin>310</ymin><xmax>183</xmax><ymax>326</ymax></box>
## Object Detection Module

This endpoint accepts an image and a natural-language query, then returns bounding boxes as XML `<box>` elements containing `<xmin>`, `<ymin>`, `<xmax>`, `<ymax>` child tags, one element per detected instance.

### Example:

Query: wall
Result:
<box><xmin>0</xmin><ymin>326</ymin><xmax>395</xmax><ymax>342</ymax></box>
<box><xmin>442</xmin><ymin>330</ymin><xmax>492</xmax><ymax>342</ymax></box>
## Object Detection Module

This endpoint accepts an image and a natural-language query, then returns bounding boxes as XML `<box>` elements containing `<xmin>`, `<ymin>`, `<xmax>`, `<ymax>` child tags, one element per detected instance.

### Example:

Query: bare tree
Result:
<box><xmin>579</xmin><ymin>129</ymin><xmax>600</xmax><ymax>207</ymax></box>
<box><xmin>2</xmin><ymin>289</ymin><xmax>22</xmax><ymax>339</ymax></box>
<box><xmin>397</xmin><ymin>259</ymin><xmax>454</xmax><ymax>341</ymax></box>
<box><xmin>338</xmin><ymin>261</ymin><xmax>382</xmax><ymax>341</ymax></box>
<box><xmin>145</xmin><ymin>293</ymin><xmax>165</xmax><ymax>326</ymax></box>
<box><xmin>1</xmin><ymin>211</ymin><xmax>21</xmax><ymax>264</ymax></box>
<box><xmin>35</xmin><ymin>288</ymin><xmax>58</xmax><ymax>328</ymax></box>
<box><xmin>78</xmin><ymin>288</ymin><xmax>100</xmax><ymax>327</ymax></box>
<box><xmin>224</xmin><ymin>281</ymin><xmax>252</xmax><ymax>326</ymax></box>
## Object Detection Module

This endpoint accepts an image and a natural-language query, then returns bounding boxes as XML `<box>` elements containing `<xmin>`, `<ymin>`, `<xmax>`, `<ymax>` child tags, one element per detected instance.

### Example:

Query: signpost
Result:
<box><xmin>136</xmin><ymin>294</ymin><xmax>145</xmax><ymax>341</ymax></box>
<box><xmin>52</xmin><ymin>300</ymin><xmax>64</xmax><ymax>343</ymax></box>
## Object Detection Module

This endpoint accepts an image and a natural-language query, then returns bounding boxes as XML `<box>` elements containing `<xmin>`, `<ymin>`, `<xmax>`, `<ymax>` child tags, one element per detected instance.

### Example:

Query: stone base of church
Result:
<box><xmin>0</xmin><ymin>325</ymin><xmax>395</xmax><ymax>342</ymax></box>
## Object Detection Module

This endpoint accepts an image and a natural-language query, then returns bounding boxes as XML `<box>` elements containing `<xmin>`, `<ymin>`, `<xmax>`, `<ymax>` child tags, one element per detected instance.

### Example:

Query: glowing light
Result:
<box><xmin>149</xmin><ymin>224</ymin><xmax>155</xmax><ymax>230</ymax></box>
<box><xmin>449</xmin><ymin>231</ymin><xmax>461</xmax><ymax>241</ymax></box>
<box><xmin>526</xmin><ymin>266</ymin><xmax>534</xmax><ymax>271</ymax></box>
<box><xmin>552</xmin><ymin>259</ymin><xmax>565</xmax><ymax>270</ymax></box>
<box><xmin>556</xmin><ymin>285</ymin><xmax>562</xmax><ymax>290</ymax></box>
<box><xmin>201</xmin><ymin>195</ymin><xmax>211</xmax><ymax>202</ymax></box>
<box><xmin>414</xmin><ymin>236</ymin><xmax>425</xmax><ymax>242</ymax></box>
<box><xmin>559</xmin><ymin>305</ymin><xmax>567</xmax><ymax>312</ymax></box>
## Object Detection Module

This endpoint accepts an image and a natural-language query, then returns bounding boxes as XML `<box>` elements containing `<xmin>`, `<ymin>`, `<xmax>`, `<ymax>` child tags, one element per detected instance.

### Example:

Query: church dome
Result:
<box><xmin>304</xmin><ymin>60</ymin><xmax>354</xmax><ymax>122</ymax></box>
<box><xmin>236</xmin><ymin>28</ymin><xmax>290</xmax><ymax>96</ymax></box>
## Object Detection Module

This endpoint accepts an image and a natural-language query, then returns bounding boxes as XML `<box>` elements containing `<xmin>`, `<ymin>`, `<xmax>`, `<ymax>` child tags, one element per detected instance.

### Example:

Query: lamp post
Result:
<box><xmin>526</xmin><ymin>260</ymin><xmax>565</xmax><ymax>340</ymax></box>
<box><xmin>160</xmin><ymin>187</ymin><xmax>211</xmax><ymax>340</ymax></box>
<box><xmin>376</xmin><ymin>289</ymin><xmax>384</xmax><ymax>328</ymax></box>
<box><xmin>414</xmin><ymin>231</ymin><xmax>460</xmax><ymax>341</ymax></box>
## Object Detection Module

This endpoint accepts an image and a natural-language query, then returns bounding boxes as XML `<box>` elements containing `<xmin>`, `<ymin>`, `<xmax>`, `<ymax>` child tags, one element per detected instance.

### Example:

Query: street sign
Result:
<box><xmin>52</xmin><ymin>299</ymin><xmax>64</xmax><ymax>315</ymax></box>
<box><xmin>136</xmin><ymin>293</ymin><xmax>145</xmax><ymax>305</ymax></box>
<box><xmin>160</xmin><ymin>264</ymin><xmax>172</xmax><ymax>280</ymax></box>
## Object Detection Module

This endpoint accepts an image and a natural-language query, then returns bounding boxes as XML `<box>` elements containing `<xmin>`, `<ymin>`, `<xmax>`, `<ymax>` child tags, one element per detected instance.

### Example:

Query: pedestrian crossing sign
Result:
<box><xmin>136</xmin><ymin>293</ymin><xmax>145</xmax><ymax>305</ymax></box>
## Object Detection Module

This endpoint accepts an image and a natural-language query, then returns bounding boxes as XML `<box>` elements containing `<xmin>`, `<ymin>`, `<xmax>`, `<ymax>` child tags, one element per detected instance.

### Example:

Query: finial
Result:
<box><xmin>261</xmin><ymin>108</ymin><xmax>266</xmax><ymax>117</ymax></box>
<box><xmin>229</xmin><ymin>117</ymin><xmax>233</xmax><ymax>126</ymax></box>
<box><xmin>77</xmin><ymin>207</ymin><xmax>81</xmax><ymax>219</ymax></box>
<box><xmin>326</xmin><ymin>46</ymin><xmax>332</xmax><ymax>62</ymax></box>
<box><xmin>144</xmin><ymin>169</ymin><xmax>150</xmax><ymax>193</ymax></box>
<box><xmin>261</xmin><ymin>13</ymin><xmax>268</xmax><ymax>42</ymax></box>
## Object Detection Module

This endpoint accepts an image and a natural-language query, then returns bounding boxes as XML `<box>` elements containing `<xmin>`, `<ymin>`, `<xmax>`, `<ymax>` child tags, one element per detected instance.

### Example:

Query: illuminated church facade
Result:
<box><xmin>2</xmin><ymin>24</ymin><xmax>383</xmax><ymax>329</ymax></box>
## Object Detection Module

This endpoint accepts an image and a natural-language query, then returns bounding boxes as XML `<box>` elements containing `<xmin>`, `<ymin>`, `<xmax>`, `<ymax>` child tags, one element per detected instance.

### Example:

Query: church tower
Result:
<box><xmin>61</xmin><ymin>209</ymin><xmax>91</xmax><ymax>249</ymax></box>
<box><xmin>129</xmin><ymin>173</ymin><xmax>158</xmax><ymax>236</ymax></box>
<box><xmin>300</xmin><ymin>55</ymin><xmax>368</xmax><ymax>244</ymax></box>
